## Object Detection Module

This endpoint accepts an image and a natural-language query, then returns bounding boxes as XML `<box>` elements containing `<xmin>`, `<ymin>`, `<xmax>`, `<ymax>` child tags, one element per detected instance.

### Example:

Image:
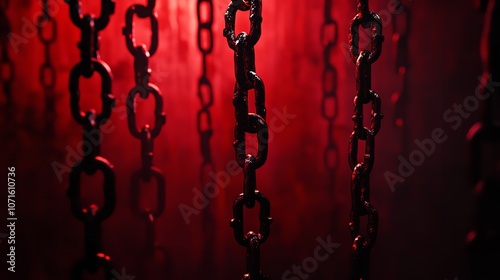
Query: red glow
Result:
<box><xmin>391</xmin><ymin>92</ymin><xmax>400</xmax><ymax>104</ymax></box>
<box><xmin>466</xmin><ymin>231</ymin><xmax>477</xmax><ymax>243</ymax></box>
<box><xmin>1</xmin><ymin>1</ymin><xmax>489</xmax><ymax>280</ymax></box>
<box><xmin>395</xmin><ymin>118</ymin><xmax>404</xmax><ymax>127</ymax></box>
<box><xmin>398</xmin><ymin>66</ymin><xmax>407</xmax><ymax>75</ymax></box>
<box><xmin>474</xmin><ymin>180</ymin><xmax>484</xmax><ymax>194</ymax></box>
<box><xmin>96</xmin><ymin>253</ymin><xmax>111</xmax><ymax>261</ymax></box>
<box><xmin>392</xmin><ymin>33</ymin><xmax>400</xmax><ymax>42</ymax></box>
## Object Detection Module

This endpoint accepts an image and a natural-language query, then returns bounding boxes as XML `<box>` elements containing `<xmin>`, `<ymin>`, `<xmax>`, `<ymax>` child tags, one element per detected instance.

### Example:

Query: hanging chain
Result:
<box><xmin>321</xmin><ymin>0</ymin><xmax>339</xmax><ymax>172</ymax></box>
<box><xmin>197</xmin><ymin>0</ymin><xmax>219</xmax><ymax>271</ymax></box>
<box><xmin>224</xmin><ymin>1</ymin><xmax>272</xmax><ymax>279</ymax></box>
<box><xmin>0</xmin><ymin>0</ymin><xmax>14</xmax><ymax>103</ymax></box>
<box><xmin>65</xmin><ymin>0</ymin><xmax>117</xmax><ymax>278</ymax></box>
<box><xmin>467</xmin><ymin>0</ymin><xmax>500</xmax><ymax>278</ymax></box>
<box><xmin>348</xmin><ymin>0</ymin><xmax>383</xmax><ymax>279</ymax></box>
<box><xmin>391</xmin><ymin>0</ymin><xmax>410</xmax><ymax>128</ymax></box>
<box><xmin>37</xmin><ymin>0</ymin><xmax>58</xmax><ymax>134</ymax></box>
<box><xmin>197</xmin><ymin>0</ymin><xmax>214</xmax><ymax>168</ymax></box>
<box><xmin>123</xmin><ymin>0</ymin><xmax>167</xmax><ymax>265</ymax></box>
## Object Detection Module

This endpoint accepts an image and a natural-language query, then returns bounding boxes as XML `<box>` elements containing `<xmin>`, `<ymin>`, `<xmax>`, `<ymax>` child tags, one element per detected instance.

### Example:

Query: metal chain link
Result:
<box><xmin>65</xmin><ymin>0</ymin><xmax>117</xmax><ymax>278</ymax></box>
<box><xmin>196</xmin><ymin>0</ymin><xmax>219</xmax><ymax>272</ymax></box>
<box><xmin>321</xmin><ymin>0</ymin><xmax>339</xmax><ymax>172</ymax></box>
<box><xmin>0</xmin><ymin>0</ymin><xmax>14</xmax><ymax>103</ymax></box>
<box><xmin>223</xmin><ymin>1</ymin><xmax>272</xmax><ymax>279</ymax></box>
<box><xmin>123</xmin><ymin>0</ymin><xmax>168</xmax><ymax>271</ymax></box>
<box><xmin>467</xmin><ymin>0</ymin><xmax>500</xmax><ymax>278</ymax></box>
<box><xmin>348</xmin><ymin>0</ymin><xmax>384</xmax><ymax>278</ymax></box>
<box><xmin>391</xmin><ymin>1</ymin><xmax>410</xmax><ymax>128</ymax></box>
<box><xmin>197</xmin><ymin>0</ymin><xmax>214</xmax><ymax>167</ymax></box>
<box><xmin>37</xmin><ymin>0</ymin><xmax>58</xmax><ymax>134</ymax></box>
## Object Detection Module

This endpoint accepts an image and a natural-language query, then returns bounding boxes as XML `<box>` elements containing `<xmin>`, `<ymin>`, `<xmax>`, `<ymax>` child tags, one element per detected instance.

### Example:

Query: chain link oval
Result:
<box><xmin>223</xmin><ymin>0</ymin><xmax>262</xmax><ymax>50</ymax></box>
<box><xmin>126</xmin><ymin>84</ymin><xmax>166</xmax><ymax>139</ymax></box>
<box><xmin>68</xmin><ymin>157</ymin><xmax>116</xmax><ymax>223</ymax></box>
<box><xmin>69</xmin><ymin>59</ymin><xmax>115</xmax><ymax>126</ymax></box>
<box><xmin>66</xmin><ymin>0</ymin><xmax>116</xmax><ymax>31</ymax></box>
<box><xmin>230</xmin><ymin>191</ymin><xmax>272</xmax><ymax>247</ymax></box>
<box><xmin>123</xmin><ymin>4</ymin><xmax>159</xmax><ymax>56</ymax></box>
<box><xmin>131</xmin><ymin>166</ymin><xmax>166</xmax><ymax>220</ymax></box>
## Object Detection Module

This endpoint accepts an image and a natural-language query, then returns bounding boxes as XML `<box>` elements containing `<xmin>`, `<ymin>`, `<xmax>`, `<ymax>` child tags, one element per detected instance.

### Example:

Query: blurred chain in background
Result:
<box><xmin>123</xmin><ymin>0</ymin><xmax>169</xmax><ymax>277</ymax></box>
<box><xmin>0</xmin><ymin>0</ymin><xmax>15</xmax><ymax>164</ymax></box>
<box><xmin>391</xmin><ymin>0</ymin><xmax>410</xmax><ymax>157</ymax></box>
<box><xmin>0</xmin><ymin>0</ymin><xmax>13</xmax><ymax>104</ymax></box>
<box><xmin>321</xmin><ymin>0</ymin><xmax>339</xmax><ymax>174</ymax></box>
<box><xmin>37</xmin><ymin>0</ymin><xmax>58</xmax><ymax>136</ymax></box>
<box><xmin>196</xmin><ymin>0</ymin><xmax>218</xmax><ymax>274</ymax></box>
<box><xmin>467</xmin><ymin>0</ymin><xmax>500</xmax><ymax>278</ymax></box>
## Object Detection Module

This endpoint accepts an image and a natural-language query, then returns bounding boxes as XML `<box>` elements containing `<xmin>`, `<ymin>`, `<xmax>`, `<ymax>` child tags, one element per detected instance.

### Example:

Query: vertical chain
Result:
<box><xmin>123</xmin><ymin>1</ymin><xmax>168</xmax><ymax>276</ymax></box>
<box><xmin>65</xmin><ymin>0</ymin><xmax>117</xmax><ymax>278</ymax></box>
<box><xmin>348</xmin><ymin>0</ymin><xmax>384</xmax><ymax>279</ymax></box>
<box><xmin>391</xmin><ymin>1</ymin><xmax>410</xmax><ymax>129</ymax></box>
<box><xmin>467</xmin><ymin>0</ymin><xmax>500</xmax><ymax>278</ymax></box>
<box><xmin>223</xmin><ymin>1</ymin><xmax>272</xmax><ymax>279</ymax></box>
<box><xmin>321</xmin><ymin>0</ymin><xmax>339</xmax><ymax>172</ymax></box>
<box><xmin>197</xmin><ymin>0</ymin><xmax>214</xmax><ymax>167</ymax></box>
<box><xmin>197</xmin><ymin>0</ymin><xmax>218</xmax><ymax>272</ymax></box>
<box><xmin>0</xmin><ymin>0</ymin><xmax>14</xmax><ymax>103</ymax></box>
<box><xmin>37</xmin><ymin>0</ymin><xmax>58</xmax><ymax>135</ymax></box>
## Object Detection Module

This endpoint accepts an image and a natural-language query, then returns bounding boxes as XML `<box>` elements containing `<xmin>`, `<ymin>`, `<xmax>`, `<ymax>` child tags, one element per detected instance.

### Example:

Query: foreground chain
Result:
<box><xmin>321</xmin><ymin>0</ymin><xmax>339</xmax><ymax>172</ymax></box>
<box><xmin>65</xmin><ymin>0</ymin><xmax>117</xmax><ymax>278</ymax></box>
<box><xmin>0</xmin><ymin>0</ymin><xmax>14</xmax><ymax>102</ymax></box>
<box><xmin>123</xmin><ymin>0</ymin><xmax>168</xmax><ymax>277</ymax></box>
<box><xmin>467</xmin><ymin>0</ymin><xmax>500</xmax><ymax>278</ymax></box>
<box><xmin>37</xmin><ymin>0</ymin><xmax>58</xmax><ymax>134</ymax></box>
<box><xmin>224</xmin><ymin>1</ymin><xmax>272</xmax><ymax>279</ymax></box>
<box><xmin>348</xmin><ymin>0</ymin><xmax>383</xmax><ymax>278</ymax></box>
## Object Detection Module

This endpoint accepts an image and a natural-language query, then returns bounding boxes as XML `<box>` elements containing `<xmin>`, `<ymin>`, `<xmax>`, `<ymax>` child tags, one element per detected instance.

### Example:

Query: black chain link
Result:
<box><xmin>223</xmin><ymin>1</ymin><xmax>272</xmax><ymax>279</ymax></box>
<box><xmin>196</xmin><ymin>0</ymin><xmax>219</xmax><ymax>273</ymax></box>
<box><xmin>123</xmin><ymin>0</ymin><xmax>168</xmax><ymax>272</ymax></box>
<box><xmin>37</xmin><ymin>0</ymin><xmax>58</xmax><ymax>134</ymax></box>
<box><xmin>65</xmin><ymin>0</ymin><xmax>117</xmax><ymax>277</ymax></box>
<box><xmin>197</xmin><ymin>0</ymin><xmax>214</xmax><ymax>167</ymax></box>
<box><xmin>391</xmin><ymin>1</ymin><xmax>410</xmax><ymax>128</ymax></box>
<box><xmin>468</xmin><ymin>0</ymin><xmax>500</xmax><ymax>278</ymax></box>
<box><xmin>321</xmin><ymin>0</ymin><xmax>339</xmax><ymax>172</ymax></box>
<box><xmin>0</xmin><ymin>0</ymin><xmax>14</xmax><ymax>103</ymax></box>
<box><xmin>348</xmin><ymin>0</ymin><xmax>384</xmax><ymax>279</ymax></box>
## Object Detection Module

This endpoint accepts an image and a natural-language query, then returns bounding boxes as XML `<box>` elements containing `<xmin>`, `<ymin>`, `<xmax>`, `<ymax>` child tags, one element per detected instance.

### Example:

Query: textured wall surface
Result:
<box><xmin>0</xmin><ymin>0</ymin><xmax>490</xmax><ymax>279</ymax></box>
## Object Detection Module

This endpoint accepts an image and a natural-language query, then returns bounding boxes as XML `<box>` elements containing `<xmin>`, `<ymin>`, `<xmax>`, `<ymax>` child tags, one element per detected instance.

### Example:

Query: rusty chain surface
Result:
<box><xmin>467</xmin><ymin>0</ymin><xmax>500</xmax><ymax>278</ymax></box>
<box><xmin>321</xmin><ymin>0</ymin><xmax>339</xmax><ymax>172</ymax></box>
<box><xmin>223</xmin><ymin>0</ymin><xmax>273</xmax><ymax>279</ymax></box>
<box><xmin>123</xmin><ymin>0</ymin><xmax>168</xmax><ymax>276</ymax></box>
<box><xmin>65</xmin><ymin>0</ymin><xmax>117</xmax><ymax>278</ymax></box>
<box><xmin>348</xmin><ymin>0</ymin><xmax>384</xmax><ymax>278</ymax></box>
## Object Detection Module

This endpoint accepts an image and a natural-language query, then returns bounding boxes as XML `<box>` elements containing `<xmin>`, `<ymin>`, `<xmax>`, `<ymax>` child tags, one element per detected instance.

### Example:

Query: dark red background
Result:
<box><xmin>0</xmin><ymin>0</ymin><xmax>491</xmax><ymax>279</ymax></box>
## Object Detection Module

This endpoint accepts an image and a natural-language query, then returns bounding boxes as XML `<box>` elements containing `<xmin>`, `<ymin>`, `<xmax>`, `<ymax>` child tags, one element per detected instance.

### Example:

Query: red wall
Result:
<box><xmin>0</xmin><ymin>0</ymin><xmax>488</xmax><ymax>279</ymax></box>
